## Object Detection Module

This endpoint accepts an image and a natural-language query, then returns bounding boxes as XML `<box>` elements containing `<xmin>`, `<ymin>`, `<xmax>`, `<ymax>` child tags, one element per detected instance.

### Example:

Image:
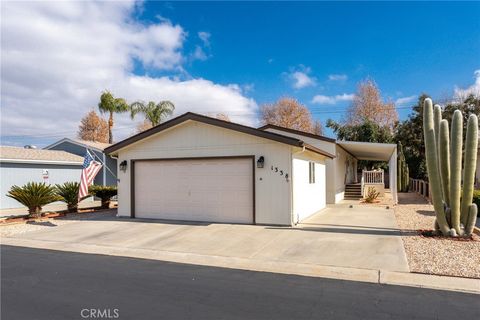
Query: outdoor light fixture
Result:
<box><xmin>257</xmin><ymin>156</ymin><xmax>265</xmax><ymax>168</ymax></box>
<box><xmin>119</xmin><ymin>160</ymin><xmax>128</xmax><ymax>172</ymax></box>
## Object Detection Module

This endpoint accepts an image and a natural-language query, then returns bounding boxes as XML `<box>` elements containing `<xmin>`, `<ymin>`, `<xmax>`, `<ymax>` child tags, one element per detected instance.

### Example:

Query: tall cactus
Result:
<box><xmin>461</xmin><ymin>114</ymin><xmax>479</xmax><ymax>226</ymax></box>
<box><xmin>397</xmin><ymin>142</ymin><xmax>409</xmax><ymax>192</ymax></box>
<box><xmin>423</xmin><ymin>98</ymin><xmax>478</xmax><ymax>237</ymax></box>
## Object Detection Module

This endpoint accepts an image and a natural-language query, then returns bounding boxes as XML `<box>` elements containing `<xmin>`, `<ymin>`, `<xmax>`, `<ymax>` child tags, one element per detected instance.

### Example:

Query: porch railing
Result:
<box><xmin>362</xmin><ymin>170</ymin><xmax>384</xmax><ymax>184</ymax></box>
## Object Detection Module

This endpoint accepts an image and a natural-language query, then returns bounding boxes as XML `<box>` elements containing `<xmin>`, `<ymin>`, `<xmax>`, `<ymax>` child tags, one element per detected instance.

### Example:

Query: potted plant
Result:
<box><xmin>6</xmin><ymin>182</ymin><xmax>60</xmax><ymax>218</ymax></box>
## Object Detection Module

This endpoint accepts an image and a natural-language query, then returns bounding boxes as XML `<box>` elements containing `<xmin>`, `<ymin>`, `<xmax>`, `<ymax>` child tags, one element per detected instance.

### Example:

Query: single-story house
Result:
<box><xmin>0</xmin><ymin>146</ymin><xmax>84</xmax><ymax>209</ymax></box>
<box><xmin>45</xmin><ymin>138</ymin><xmax>117</xmax><ymax>186</ymax></box>
<box><xmin>106</xmin><ymin>112</ymin><xmax>398</xmax><ymax>226</ymax></box>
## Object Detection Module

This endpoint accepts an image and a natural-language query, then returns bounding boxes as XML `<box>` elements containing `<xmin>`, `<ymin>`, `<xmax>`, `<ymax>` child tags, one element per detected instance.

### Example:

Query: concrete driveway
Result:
<box><xmin>1</xmin><ymin>205</ymin><xmax>409</xmax><ymax>272</ymax></box>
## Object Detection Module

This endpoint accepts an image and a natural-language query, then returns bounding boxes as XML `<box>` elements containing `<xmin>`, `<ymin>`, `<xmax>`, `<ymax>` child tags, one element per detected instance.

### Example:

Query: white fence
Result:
<box><xmin>361</xmin><ymin>170</ymin><xmax>385</xmax><ymax>196</ymax></box>
<box><xmin>363</xmin><ymin>170</ymin><xmax>384</xmax><ymax>184</ymax></box>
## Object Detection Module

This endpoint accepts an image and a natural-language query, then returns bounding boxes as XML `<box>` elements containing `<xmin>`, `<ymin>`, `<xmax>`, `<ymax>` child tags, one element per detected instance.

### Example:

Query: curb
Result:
<box><xmin>1</xmin><ymin>237</ymin><xmax>479</xmax><ymax>294</ymax></box>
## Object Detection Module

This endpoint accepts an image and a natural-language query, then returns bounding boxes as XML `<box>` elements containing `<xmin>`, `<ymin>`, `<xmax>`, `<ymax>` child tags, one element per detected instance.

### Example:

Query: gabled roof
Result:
<box><xmin>45</xmin><ymin>138</ymin><xmax>111</xmax><ymax>152</ymax></box>
<box><xmin>105</xmin><ymin>112</ymin><xmax>335</xmax><ymax>158</ymax></box>
<box><xmin>258</xmin><ymin>124</ymin><xmax>336</xmax><ymax>143</ymax></box>
<box><xmin>0</xmin><ymin>146</ymin><xmax>83</xmax><ymax>164</ymax></box>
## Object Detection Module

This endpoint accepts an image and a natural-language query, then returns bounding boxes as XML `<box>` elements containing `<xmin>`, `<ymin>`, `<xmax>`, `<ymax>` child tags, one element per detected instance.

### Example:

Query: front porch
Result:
<box><xmin>337</xmin><ymin>141</ymin><xmax>398</xmax><ymax>204</ymax></box>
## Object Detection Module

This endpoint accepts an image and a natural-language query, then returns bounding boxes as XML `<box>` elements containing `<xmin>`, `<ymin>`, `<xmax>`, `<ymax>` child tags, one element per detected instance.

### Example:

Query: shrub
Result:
<box><xmin>89</xmin><ymin>185</ymin><xmax>117</xmax><ymax>209</ymax></box>
<box><xmin>55</xmin><ymin>182</ymin><xmax>83</xmax><ymax>213</ymax></box>
<box><xmin>364</xmin><ymin>186</ymin><xmax>380</xmax><ymax>203</ymax></box>
<box><xmin>6</xmin><ymin>182</ymin><xmax>60</xmax><ymax>217</ymax></box>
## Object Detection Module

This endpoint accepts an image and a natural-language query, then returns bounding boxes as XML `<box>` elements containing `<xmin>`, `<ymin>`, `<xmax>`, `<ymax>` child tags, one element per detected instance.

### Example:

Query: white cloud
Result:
<box><xmin>328</xmin><ymin>74</ymin><xmax>348</xmax><ymax>81</ymax></box>
<box><xmin>454</xmin><ymin>70</ymin><xmax>480</xmax><ymax>100</ymax></box>
<box><xmin>191</xmin><ymin>46</ymin><xmax>208</xmax><ymax>61</ymax></box>
<box><xmin>198</xmin><ymin>31</ymin><xmax>211</xmax><ymax>47</ymax></box>
<box><xmin>242</xmin><ymin>83</ymin><xmax>255</xmax><ymax>93</ymax></box>
<box><xmin>287</xmin><ymin>66</ymin><xmax>316</xmax><ymax>89</ymax></box>
<box><xmin>395</xmin><ymin>95</ymin><xmax>417</xmax><ymax>106</ymax></box>
<box><xmin>1</xmin><ymin>1</ymin><xmax>257</xmax><ymax>142</ymax></box>
<box><xmin>311</xmin><ymin>93</ymin><xmax>354</xmax><ymax>105</ymax></box>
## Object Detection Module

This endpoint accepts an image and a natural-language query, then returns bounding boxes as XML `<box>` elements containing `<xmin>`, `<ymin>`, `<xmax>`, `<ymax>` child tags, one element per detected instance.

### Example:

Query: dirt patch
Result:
<box><xmin>394</xmin><ymin>192</ymin><xmax>480</xmax><ymax>279</ymax></box>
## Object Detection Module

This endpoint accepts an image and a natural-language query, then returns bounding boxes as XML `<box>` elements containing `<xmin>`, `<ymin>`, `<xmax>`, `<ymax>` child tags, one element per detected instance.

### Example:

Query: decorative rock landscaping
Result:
<box><xmin>394</xmin><ymin>192</ymin><xmax>480</xmax><ymax>279</ymax></box>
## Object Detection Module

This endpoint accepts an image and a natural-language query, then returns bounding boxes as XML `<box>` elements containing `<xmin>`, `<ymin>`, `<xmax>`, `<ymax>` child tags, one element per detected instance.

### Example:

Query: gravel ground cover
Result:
<box><xmin>0</xmin><ymin>210</ymin><xmax>116</xmax><ymax>238</ymax></box>
<box><xmin>394</xmin><ymin>192</ymin><xmax>480</xmax><ymax>279</ymax></box>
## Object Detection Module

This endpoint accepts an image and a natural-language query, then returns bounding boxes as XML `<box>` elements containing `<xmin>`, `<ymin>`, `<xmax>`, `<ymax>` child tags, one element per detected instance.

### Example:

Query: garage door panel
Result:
<box><xmin>134</xmin><ymin>158</ymin><xmax>253</xmax><ymax>223</ymax></box>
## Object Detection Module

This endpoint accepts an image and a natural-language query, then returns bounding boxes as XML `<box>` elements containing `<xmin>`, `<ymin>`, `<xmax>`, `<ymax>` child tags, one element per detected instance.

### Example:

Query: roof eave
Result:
<box><xmin>105</xmin><ymin>112</ymin><xmax>306</xmax><ymax>154</ymax></box>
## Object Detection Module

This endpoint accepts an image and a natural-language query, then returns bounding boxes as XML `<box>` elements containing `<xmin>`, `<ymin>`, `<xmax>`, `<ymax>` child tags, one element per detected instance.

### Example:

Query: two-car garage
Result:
<box><xmin>133</xmin><ymin>157</ymin><xmax>255</xmax><ymax>224</ymax></box>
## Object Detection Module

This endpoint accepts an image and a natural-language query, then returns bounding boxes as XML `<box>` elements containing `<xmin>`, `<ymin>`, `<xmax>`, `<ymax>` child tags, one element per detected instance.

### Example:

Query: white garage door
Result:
<box><xmin>134</xmin><ymin>157</ymin><xmax>254</xmax><ymax>223</ymax></box>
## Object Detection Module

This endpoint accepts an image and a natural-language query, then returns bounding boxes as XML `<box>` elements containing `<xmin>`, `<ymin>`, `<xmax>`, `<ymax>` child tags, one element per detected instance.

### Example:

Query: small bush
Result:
<box><xmin>473</xmin><ymin>190</ymin><xmax>480</xmax><ymax>217</ymax></box>
<box><xmin>6</xmin><ymin>182</ymin><xmax>60</xmax><ymax>217</ymax></box>
<box><xmin>364</xmin><ymin>186</ymin><xmax>380</xmax><ymax>203</ymax></box>
<box><xmin>89</xmin><ymin>185</ymin><xmax>117</xmax><ymax>209</ymax></box>
<box><xmin>56</xmin><ymin>182</ymin><xmax>85</xmax><ymax>213</ymax></box>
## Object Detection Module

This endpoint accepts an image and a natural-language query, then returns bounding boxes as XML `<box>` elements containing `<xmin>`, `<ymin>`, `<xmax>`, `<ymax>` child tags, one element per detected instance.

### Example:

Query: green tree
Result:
<box><xmin>98</xmin><ymin>91</ymin><xmax>129</xmax><ymax>143</ymax></box>
<box><xmin>394</xmin><ymin>94</ymin><xmax>430</xmax><ymax>179</ymax></box>
<box><xmin>130</xmin><ymin>100</ymin><xmax>175</xmax><ymax>127</ymax></box>
<box><xmin>326</xmin><ymin>119</ymin><xmax>393</xmax><ymax>143</ymax></box>
<box><xmin>442</xmin><ymin>94</ymin><xmax>480</xmax><ymax>140</ymax></box>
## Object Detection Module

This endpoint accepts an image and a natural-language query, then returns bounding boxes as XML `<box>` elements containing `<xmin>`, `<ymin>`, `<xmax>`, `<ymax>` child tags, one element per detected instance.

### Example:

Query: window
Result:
<box><xmin>309</xmin><ymin>162</ymin><xmax>315</xmax><ymax>184</ymax></box>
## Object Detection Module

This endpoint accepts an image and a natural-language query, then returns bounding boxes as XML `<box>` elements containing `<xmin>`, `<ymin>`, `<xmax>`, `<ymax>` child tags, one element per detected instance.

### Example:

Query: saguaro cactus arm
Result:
<box><xmin>460</xmin><ymin>114</ymin><xmax>479</xmax><ymax>226</ymax></box>
<box><xmin>438</xmin><ymin>120</ymin><xmax>450</xmax><ymax>207</ymax></box>
<box><xmin>449</xmin><ymin>110</ymin><xmax>463</xmax><ymax>234</ymax></box>
<box><xmin>465</xmin><ymin>204</ymin><xmax>478</xmax><ymax>236</ymax></box>
<box><xmin>434</xmin><ymin>104</ymin><xmax>442</xmax><ymax>151</ymax></box>
<box><xmin>423</xmin><ymin>98</ymin><xmax>450</xmax><ymax>236</ymax></box>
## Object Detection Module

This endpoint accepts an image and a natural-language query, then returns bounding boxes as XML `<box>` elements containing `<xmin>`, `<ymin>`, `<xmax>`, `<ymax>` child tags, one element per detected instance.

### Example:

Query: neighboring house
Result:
<box><xmin>105</xmin><ymin>112</ymin><xmax>335</xmax><ymax>226</ymax></box>
<box><xmin>0</xmin><ymin>146</ymin><xmax>83</xmax><ymax>209</ymax></box>
<box><xmin>45</xmin><ymin>138</ymin><xmax>117</xmax><ymax>186</ymax></box>
<box><xmin>259</xmin><ymin>124</ymin><xmax>397</xmax><ymax>204</ymax></box>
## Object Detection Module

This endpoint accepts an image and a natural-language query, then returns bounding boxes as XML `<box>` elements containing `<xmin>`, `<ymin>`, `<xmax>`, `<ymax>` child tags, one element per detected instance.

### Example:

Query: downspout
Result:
<box><xmin>291</xmin><ymin>145</ymin><xmax>306</xmax><ymax>226</ymax></box>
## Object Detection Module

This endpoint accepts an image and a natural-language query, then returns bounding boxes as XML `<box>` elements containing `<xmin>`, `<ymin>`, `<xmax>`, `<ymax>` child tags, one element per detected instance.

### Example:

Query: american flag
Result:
<box><xmin>78</xmin><ymin>151</ymin><xmax>102</xmax><ymax>201</ymax></box>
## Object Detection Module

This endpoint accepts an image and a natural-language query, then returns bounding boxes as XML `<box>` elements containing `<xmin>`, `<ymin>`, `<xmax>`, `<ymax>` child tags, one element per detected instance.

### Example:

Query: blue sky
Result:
<box><xmin>140</xmin><ymin>1</ymin><xmax>480</xmax><ymax>119</ymax></box>
<box><xmin>1</xmin><ymin>1</ymin><xmax>479</xmax><ymax>147</ymax></box>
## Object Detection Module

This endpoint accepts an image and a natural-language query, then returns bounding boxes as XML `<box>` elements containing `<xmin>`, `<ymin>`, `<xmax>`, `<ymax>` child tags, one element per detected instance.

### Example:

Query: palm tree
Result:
<box><xmin>130</xmin><ymin>100</ymin><xmax>175</xmax><ymax>127</ymax></box>
<box><xmin>98</xmin><ymin>91</ymin><xmax>129</xmax><ymax>143</ymax></box>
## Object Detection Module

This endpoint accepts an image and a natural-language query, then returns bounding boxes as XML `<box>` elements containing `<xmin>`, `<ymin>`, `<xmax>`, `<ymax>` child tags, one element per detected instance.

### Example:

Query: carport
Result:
<box><xmin>337</xmin><ymin>141</ymin><xmax>398</xmax><ymax>204</ymax></box>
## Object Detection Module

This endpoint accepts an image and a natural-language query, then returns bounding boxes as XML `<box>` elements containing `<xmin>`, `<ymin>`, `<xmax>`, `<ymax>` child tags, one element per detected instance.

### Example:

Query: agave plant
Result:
<box><xmin>89</xmin><ymin>185</ymin><xmax>117</xmax><ymax>209</ymax></box>
<box><xmin>7</xmin><ymin>182</ymin><xmax>60</xmax><ymax>217</ymax></box>
<box><xmin>56</xmin><ymin>182</ymin><xmax>83</xmax><ymax>213</ymax></box>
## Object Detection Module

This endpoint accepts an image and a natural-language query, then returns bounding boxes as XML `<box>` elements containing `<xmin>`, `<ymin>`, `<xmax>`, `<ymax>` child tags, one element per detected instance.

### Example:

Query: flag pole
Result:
<box><xmin>86</xmin><ymin>147</ymin><xmax>118</xmax><ymax>180</ymax></box>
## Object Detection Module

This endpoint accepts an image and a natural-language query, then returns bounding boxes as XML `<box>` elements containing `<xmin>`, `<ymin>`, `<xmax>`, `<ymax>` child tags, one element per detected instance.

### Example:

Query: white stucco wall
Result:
<box><xmin>262</xmin><ymin>128</ymin><xmax>357</xmax><ymax>204</ymax></box>
<box><xmin>114</xmin><ymin>121</ymin><xmax>296</xmax><ymax>225</ymax></box>
<box><xmin>292</xmin><ymin>154</ymin><xmax>326</xmax><ymax>223</ymax></box>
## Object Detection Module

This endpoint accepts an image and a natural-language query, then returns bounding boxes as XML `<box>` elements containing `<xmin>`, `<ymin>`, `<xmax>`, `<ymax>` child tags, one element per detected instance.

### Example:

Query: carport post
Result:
<box><xmin>389</xmin><ymin>147</ymin><xmax>398</xmax><ymax>204</ymax></box>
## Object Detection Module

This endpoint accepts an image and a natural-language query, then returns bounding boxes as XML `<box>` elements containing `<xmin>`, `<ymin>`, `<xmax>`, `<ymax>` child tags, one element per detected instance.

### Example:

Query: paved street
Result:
<box><xmin>2</xmin><ymin>245</ymin><xmax>478</xmax><ymax>320</ymax></box>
